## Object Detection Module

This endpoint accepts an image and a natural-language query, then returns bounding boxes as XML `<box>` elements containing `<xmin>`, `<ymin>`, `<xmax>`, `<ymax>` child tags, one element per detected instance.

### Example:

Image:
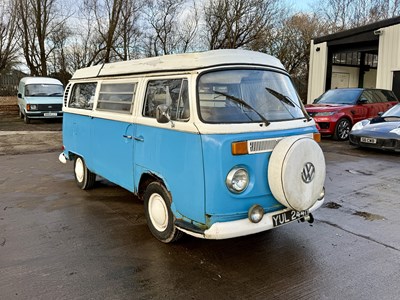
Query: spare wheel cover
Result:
<box><xmin>268</xmin><ymin>136</ymin><xmax>326</xmax><ymax>211</ymax></box>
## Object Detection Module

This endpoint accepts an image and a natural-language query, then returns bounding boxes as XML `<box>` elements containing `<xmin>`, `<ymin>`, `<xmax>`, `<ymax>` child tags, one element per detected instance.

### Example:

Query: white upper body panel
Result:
<box><xmin>19</xmin><ymin>77</ymin><xmax>63</xmax><ymax>86</ymax></box>
<box><xmin>71</xmin><ymin>50</ymin><xmax>285</xmax><ymax>79</ymax></box>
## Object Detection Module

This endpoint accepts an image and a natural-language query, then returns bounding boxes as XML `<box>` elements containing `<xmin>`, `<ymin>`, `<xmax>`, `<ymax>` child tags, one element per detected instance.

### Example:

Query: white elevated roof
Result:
<box><xmin>20</xmin><ymin>77</ymin><xmax>62</xmax><ymax>85</ymax></box>
<box><xmin>71</xmin><ymin>49</ymin><xmax>285</xmax><ymax>79</ymax></box>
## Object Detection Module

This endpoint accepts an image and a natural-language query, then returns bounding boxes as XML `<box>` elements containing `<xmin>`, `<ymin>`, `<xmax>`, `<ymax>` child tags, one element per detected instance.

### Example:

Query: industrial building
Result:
<box><xmin>308</xmin><ymin>16</ymin><xmax>400</xmax><ymax>103</ymax></box>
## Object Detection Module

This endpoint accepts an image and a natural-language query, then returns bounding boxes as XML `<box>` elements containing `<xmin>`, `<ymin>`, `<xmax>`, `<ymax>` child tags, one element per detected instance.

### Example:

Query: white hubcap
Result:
<box><xmin>75</xmin><ymin>158</ymin><xmax>85</xmax><ymax>183</ymax></box>
<box><xmin>148</xmin><ymin>193</ymin><xmax>168</xmax><ymax>232</ymax></box>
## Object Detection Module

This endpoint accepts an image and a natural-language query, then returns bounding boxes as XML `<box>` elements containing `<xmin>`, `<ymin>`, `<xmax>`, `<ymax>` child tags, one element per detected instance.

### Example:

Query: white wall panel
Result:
<box><xmin>376</xmin><ymin>24</ymin><xmax>400</xmax><ymax>89</ymax></box>
<box><xmin>307</xmin><ymin>41</ymin><xmax>327</xmax><ymax>103</ymax></box>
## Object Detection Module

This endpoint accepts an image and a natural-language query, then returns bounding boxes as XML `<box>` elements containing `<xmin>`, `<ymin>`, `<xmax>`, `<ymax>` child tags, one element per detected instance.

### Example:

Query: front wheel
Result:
<box><xmin>143</xmin><ymin>182</ymin><xmax>183</xmax><ymax>243</ymax></box>
<box><xmin>74</xmin><ymin>156</ymin><xmax>96</xmax><ymax>190</ymax></box>
<box><xmin>334</xmin><ymin>118</ymin><xmax>351</xmax><ymax>141</ymax></box>
<box><xmin>23</xmin><ymin>114</ymin><xmax>30</xmax><ymax>124</ymax></box>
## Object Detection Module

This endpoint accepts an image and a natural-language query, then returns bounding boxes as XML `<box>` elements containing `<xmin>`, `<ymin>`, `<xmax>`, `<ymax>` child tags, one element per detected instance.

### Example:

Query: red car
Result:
<box><xmin>305</xmin><ymin>88</ymin><xmax>398</xmax><ymax>140</ymax></box>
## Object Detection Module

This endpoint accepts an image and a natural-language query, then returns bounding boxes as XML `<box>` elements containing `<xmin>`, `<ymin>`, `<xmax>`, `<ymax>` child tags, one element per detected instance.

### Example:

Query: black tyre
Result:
<box><xmin>74</xmin><ymin>156</ymin><xmax>96</xmax><ymax>190</ymax></box>
<box><xmin>19</xmin><ymin>109</ymin><xmax>24</xmax><ymax>119</ymax></box>
<box><xmin>24</xmin><ymin>114</ymin><xmax>30</xmax><ymax>124</ymax></box>
<box><xmin>334</xmin><ymin>118</ymin><xmax>351</xmax><ymax>141</ymax></box>
<box><xmin>143</xmin><ymin>182</ymin><xmax>183</xmax><ymax>243</ymax></box>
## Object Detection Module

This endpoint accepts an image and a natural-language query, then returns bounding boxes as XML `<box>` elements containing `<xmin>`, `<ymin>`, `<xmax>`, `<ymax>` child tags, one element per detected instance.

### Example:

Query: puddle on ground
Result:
<box><xmin>353</xmin><ymin>211</ymin><xmax>385</xmax><ymax>221</ymax></box>
<box><xmin>325</xmin><ymin>202</ymin><xmax>342</xmax><ymax>209</ymax></box>
<box><xmin>346</xmin><ymin>169</ymin><xmax>373</xmax><ymax>176</ymax></box>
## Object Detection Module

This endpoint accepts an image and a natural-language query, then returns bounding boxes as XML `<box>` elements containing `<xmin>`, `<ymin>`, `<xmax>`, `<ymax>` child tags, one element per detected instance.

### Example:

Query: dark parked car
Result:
<box><xmin>305</xmin><ymin>88</ymin><xmax>398</xmax><ymax>140</ymax></box>
<box><xmin>349</xmin><ymin>103</ymin><xmax>400</xmax><ymax>152</ymax></box>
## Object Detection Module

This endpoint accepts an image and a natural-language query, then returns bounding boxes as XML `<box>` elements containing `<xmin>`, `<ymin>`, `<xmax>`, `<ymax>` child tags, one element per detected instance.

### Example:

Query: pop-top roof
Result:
<box><xmin>71</xmin><ymin>49</ymin><xmax>284</xmax><ymax>79</ymax></box>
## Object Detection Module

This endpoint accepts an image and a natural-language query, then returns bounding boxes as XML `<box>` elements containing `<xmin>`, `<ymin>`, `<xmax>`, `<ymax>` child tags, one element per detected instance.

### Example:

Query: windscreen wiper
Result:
<box><xmin>214</xmin><ymin>90</ymin><xmax>270</xmax><ymax>126</ymax></box>
<box><xmin>265</xmin><ymin>87</ymin><xmax>312</xmax><ymax>121</ymax></box>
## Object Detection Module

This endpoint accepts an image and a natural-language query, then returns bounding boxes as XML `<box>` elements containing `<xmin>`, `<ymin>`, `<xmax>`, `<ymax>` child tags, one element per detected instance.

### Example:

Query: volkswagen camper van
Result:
<box><xmin>17</xmin><ymin>77</ymin><xmax>64</xmax><ymax>123</ymax></box>
<box><xmin>59</xmin><ymin>50</ymin><xmax>326</xmax><ymax>243</ymax></box>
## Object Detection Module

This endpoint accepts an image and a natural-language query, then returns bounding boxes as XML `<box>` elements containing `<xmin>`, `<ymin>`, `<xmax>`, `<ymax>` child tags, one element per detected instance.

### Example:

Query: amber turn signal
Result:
<box><xmin>313</xmin><ymin>132</ymin><xmax>321</xmax><ymax>143</ymax></box>
<box><xmin>231</xmin><ymin>141</ymin><xmax>248</xmax><ymax>155</ymax></box>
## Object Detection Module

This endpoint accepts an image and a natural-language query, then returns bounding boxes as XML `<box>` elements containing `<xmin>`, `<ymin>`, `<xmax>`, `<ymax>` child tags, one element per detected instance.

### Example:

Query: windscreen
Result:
<box><xmin>315</xmin><ymin>89</ymin><xmax>361</xmax><ymax>105</ymax></box>
<box><xmin>25</xmin><ymin>84</ymin><xmax>64</xmax><ymax>97</ymax></box>
<box><xmin>197</xmin><ymin>69</ymin><xmax>305</xmax><ymax>123</ymax></box>
<box><xmin>382</xmin><ymin>104</ymin><xmax>400</xmax><ymax>117</ymax></box>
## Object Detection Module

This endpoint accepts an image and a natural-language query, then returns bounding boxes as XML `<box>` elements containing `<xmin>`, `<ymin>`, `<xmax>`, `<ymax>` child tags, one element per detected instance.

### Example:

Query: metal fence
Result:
<box><xmin>0</xmin><ymin>70</ymin><xmax>26</xmax><ymax>96</ymax></box>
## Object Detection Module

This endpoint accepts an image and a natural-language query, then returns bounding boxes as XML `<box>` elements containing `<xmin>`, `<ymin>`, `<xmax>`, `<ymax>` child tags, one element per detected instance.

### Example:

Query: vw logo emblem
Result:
<box><xmin>302</xmin><ymin>162</ymin><xmax>315</xmax><ymax>184</ymax></box>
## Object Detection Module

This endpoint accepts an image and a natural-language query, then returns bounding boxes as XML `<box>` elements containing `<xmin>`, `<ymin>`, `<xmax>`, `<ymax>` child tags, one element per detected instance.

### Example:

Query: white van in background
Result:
<box><xmin>17</xmin><ymin>77</ymin><xmax>64</xmax><ymax>124</ymax></box>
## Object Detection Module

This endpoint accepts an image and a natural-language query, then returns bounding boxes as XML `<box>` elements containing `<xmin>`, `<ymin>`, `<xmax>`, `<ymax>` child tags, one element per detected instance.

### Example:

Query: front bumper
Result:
<box><xmin>177</xmin><ymin>198</ymin><xmax>325</xmax><ymax>240</ymax></box>
<box><xmin>25</xmin><ymin>111</ymin><xmax>63</xmax><ymax>118</ymax></box>
<box><xmin>349</xmin><ymin>134</ymin><xmax>400</xmax><ymax>152</ymax></box>
<box><xmin>312</xmin><ymin>117</ymin><xmax>336</xmax><ymax>135</ymax></box>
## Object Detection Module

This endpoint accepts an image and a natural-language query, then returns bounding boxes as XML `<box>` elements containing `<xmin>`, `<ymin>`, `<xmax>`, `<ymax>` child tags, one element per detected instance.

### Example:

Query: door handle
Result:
<box><xmin>133</xmin><ymin>136</ymin><xmax>144</xmax><ymax>142</ymax></box>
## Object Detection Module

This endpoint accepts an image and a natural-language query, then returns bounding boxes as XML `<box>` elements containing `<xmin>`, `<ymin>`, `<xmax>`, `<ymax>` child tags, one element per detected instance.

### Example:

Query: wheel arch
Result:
<box><xmin>339</xmin><ymin>114</ymin><xmax>353</xmax><ymax>125</ymax></box>
<box><xmin>137</xmin><ymin>171</ymin><xmax>170</xmax><ymax>200</ymax></box>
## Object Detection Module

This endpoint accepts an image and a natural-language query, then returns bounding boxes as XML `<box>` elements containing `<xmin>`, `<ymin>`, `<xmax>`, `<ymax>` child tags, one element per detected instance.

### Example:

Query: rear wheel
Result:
<box><xmin>74</xmin><ymin>156</ymin><xmax>96</xmax><ymax>190</ymax></box>
<box><xmin>334</xmin><ymin>118</ymin><xmax>351</xmax><ymax>141</ymax></box>
<box><xmin>143</xmin><ymin>182</ymin><xmax>183</xmax><ymax>243</ymax></box>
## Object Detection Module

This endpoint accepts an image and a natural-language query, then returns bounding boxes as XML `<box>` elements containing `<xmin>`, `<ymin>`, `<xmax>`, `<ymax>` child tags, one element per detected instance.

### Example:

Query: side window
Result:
<box><xmin>360</xmin><ymin>90</ymin><xmax>375</xmax><ymax>104</ymax></box>
<box><xmin>377</xmin><ymin>90</ymin><xmax>396</xmax><ymax>102</ymax></box>
<box><xmin>69</xmin><ymin>83</ymin><xmax>97</xmax><ymax>109</ymax></box>
<box><xmin>372</xmin><ymin>90</ymin><xmax>386</xmax><ymax>103</ymax></box>
<box><xmin>143</xmin><ymin>79</ymin><xmax>190</xmax><ymax>121</ymax></box>
<box><xmin>97</xmin><ymin>82</ymin><xmax>137</xmax><ymax>113</ymax></box>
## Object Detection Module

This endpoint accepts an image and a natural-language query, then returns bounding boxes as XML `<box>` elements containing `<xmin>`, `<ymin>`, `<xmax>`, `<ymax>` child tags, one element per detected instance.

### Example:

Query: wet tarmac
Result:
<box><xmin>0</xmin><ymin>137</ymin><xmax>400</xmax><ymax>299</ymax></box>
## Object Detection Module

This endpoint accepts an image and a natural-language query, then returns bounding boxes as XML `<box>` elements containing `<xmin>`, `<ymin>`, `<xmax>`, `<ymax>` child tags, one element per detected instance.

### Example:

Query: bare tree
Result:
<box><xmin>114</xmin><ymin>0</ymin><xmax>142</xmax><ymax>60</ymax></box>
<box><xmin>143</xmin><ymin>0</ymin><xmax>199</xmax><ymax>56</ymax></box>
<box><xmin>73</xmin><ymin>0</ymin><xmax>143</xmax><ymax>65</ymax></box>
<box><xmin>17</xmin><ymin>0</ymin><xmax>69</xmax><ymax>76</ymax></box>
<box><xmin>66</xmin><ymin>1</ymin><xmax>105</xmax><ymax>69</ymax></box>
<box><xmin>268</xmin><ymin>13</ymin><xmax>330</xmax><ymax>100</ymax></box>
<box><xmin>314</xmin><ymin>0</ymin><xmax>400</xmax><ymax>32</ymax></box>
<box><xmin>48</xmin><ymin>22</ymin><xmax>72</xmax><ymax>85</ymax></box>
<box><xmin>0</xmin><ymin>0</ymin><xmax>20</xmax><ymax>74</ymax></box>
<box><xmin>203</xmin><ymin>0</ymin><xmax>282</xmax><ymax>50</ymax></box>
<box><xmin>82</xmin><ymin>0</ymin><xmax>124</xmax><ymax>63</ymax></box>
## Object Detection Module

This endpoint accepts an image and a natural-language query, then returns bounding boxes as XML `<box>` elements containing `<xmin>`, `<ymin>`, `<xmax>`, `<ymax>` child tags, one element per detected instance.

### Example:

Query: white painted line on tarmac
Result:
<box><xmin>0</xmin><ymin>131</ymin><xmax>60</xmax><ymax>135</ymax></box>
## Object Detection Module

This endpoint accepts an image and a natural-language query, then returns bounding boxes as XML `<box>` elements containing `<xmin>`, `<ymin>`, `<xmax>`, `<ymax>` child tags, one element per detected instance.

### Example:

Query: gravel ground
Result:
<box><xmin>0</xmin><ymin>114</ymin><xmax>62</xmax><ymax>155</ymax></box>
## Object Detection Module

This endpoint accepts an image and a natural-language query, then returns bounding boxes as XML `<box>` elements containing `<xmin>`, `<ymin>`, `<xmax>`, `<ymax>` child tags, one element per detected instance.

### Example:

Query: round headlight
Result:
<box><xmin>30</xmin><ymin>104</ymin><xmax>38</xmax><ymax>110</ymax></box>
<box><xmin>352</xmin><ymin>120</ymin><xmax>369</xmax><ymax>131</ymax></box>
<box><xmin>226</xmin><ymin>167</ymin><xmax>249</xmax><ymax>193</ymax></box>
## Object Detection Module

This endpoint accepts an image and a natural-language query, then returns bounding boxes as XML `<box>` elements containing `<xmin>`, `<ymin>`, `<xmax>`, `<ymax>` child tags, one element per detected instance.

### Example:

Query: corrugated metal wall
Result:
<box><xmin>376</xmin><ymin>24</ymin><xmax>400</xmax><ymax>90</ymax></box>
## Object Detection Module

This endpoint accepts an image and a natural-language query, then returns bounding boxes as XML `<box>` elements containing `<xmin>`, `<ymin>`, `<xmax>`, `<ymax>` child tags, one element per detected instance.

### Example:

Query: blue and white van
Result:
<box><xmin>17</xmin><ymin>77</ymin><xmax>64</xmax><ymax>124</ymax></box>
<box><xmin>59</xmin><ymin>50</ymin><xmax>326</xmax><ymax>243</ymax></box>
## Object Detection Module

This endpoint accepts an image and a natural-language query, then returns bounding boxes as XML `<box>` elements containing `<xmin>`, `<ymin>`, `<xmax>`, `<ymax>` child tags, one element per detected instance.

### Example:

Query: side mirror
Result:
<box><xmin>313</xmin><ymin>99</ymin><xmax>318</xmax><ymax>104</ymax></box>
<box><xmin>358</xmin><ymin>98</ymin><xmax>368</xmax><ymax>104</ymax></box>
<box><xmin>377</xmin><ymin>111</ymin><xmax>383</xmax><ymax>116</ymax></box>
<box><xmin>156</xmin><ymin>104</ymin><xmax>172</xmax><ymax>124</ymax></box>
<box><xmin>17</xmin><ymin>93</ymin><xmax>22</xmax><ymax>98</ymax></box>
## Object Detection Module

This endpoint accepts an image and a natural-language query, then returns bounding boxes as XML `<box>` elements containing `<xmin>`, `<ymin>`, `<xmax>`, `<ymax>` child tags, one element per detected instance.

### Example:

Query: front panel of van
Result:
<box><xmin>200</xmin><ymin>126</ymin><xmax>316</xmax><ymax>226</ymax></box>
<box><xmin>194</xmin><ymin>67</ymin><xmax>319</xmax><ymax>229</ymax></box>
